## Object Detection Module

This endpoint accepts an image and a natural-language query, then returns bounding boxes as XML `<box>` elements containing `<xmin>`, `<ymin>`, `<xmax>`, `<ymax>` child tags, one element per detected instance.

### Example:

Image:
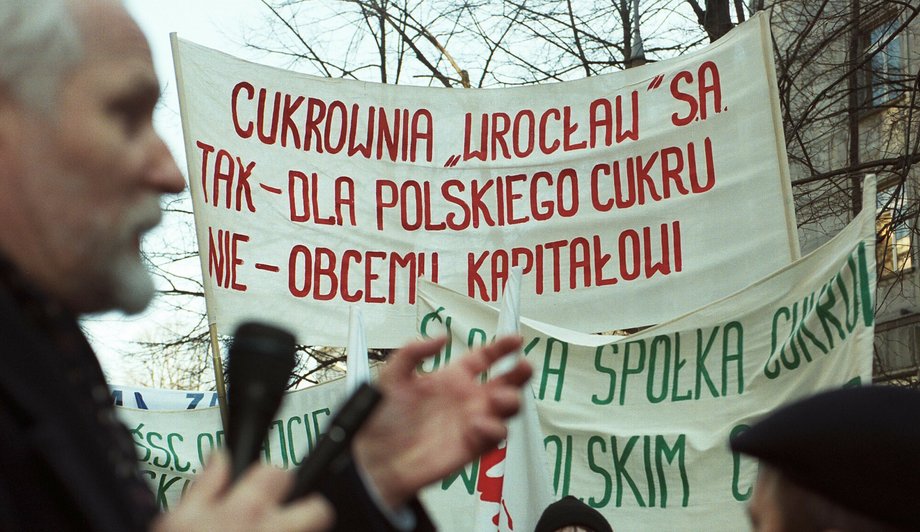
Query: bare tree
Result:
<box><xmin>244</xmin><ymin>0</ymin><xmax>709</xmax><ymax>86</ymax></box>
<box><xmin>685</xmin><ymin>0</ymin><xmax>738</xmax><ymax>42</ymax></box>
<box><xmin>129</xmin><ymin>321</ymin><xmax>213</xmax><ymax>390</ymax></box>
<box><xmin>766</xmin><ymin>0</ymin><xmax>920</xmax><ymax>386</ymax></box>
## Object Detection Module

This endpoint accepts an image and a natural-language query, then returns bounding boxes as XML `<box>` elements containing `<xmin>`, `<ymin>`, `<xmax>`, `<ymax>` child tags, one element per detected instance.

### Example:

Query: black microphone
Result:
<box><xmin>226</xmin><ymin>321</ymin><xmax>297</xmax><ymax>480</ymax></box>
<box><xmin>286</xmin><ymin>382</ymin><xmax>383</xmax><ymax>501</ymax></box>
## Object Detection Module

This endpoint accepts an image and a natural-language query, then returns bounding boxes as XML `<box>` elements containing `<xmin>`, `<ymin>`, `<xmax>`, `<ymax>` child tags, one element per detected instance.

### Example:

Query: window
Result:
<box><xmin>873</xmin><ymin>325</ymin><xmax>920</xmax><ymax>381</ymax></box>
<box><xmin>861</xmin><ymin>17</ymin><xmax>904</xmax><ymax>107</ymax></box>
<box><xmin>877</xmin><ymin>185</ymin><xmax>912</xmax><ymax>275</ymax></box>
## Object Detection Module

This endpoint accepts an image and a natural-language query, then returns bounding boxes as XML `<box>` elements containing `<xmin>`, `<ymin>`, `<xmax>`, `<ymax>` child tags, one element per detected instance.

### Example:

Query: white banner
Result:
<box><xmin>118</xmin><ymin>180</ymin><xmax>872</xmax><ymax>529</ymax></box>
<box><xmin>117</xmin><ymin>378</ymin><xmax>348</xmax><ymax>510</ymax></box>
<box><xmin>110</xmin><ymin>385</ymin><xmax>218</xmax><ymax>410</ymax></box>
<box><xmin>172</xmin><ymin>12</ymin><xmax>797</xmax><ymax>347</ymax></box>
<box><xmin>417</xmin><ymin>179</ymin><xmax>876</xmax><ymax>531</ymax></box>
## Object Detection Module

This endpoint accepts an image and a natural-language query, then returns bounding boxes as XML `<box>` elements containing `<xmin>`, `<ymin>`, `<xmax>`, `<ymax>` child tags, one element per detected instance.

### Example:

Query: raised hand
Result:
<box><xmin>353</xmin><ymin>336</ymin><xmax>532</xmax><ymax>509</ymax></box>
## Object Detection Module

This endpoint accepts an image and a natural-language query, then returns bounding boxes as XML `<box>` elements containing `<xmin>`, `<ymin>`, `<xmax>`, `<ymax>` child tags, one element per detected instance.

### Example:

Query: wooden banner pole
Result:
<box><xmin>209</xmin><ymin>323</ymin><xmax>229</xmax><ymax>431</ymax></box>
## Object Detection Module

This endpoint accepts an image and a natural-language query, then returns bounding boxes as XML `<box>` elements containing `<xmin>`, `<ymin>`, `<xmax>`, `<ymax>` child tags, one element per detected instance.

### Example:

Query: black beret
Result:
<box><xmin>534</xmin><ymin>495</ymin><xmax>613</xmax><ymax>532</ymax></box>
<box><xmin>731</xmin><ymin>385</ymin><xmax>920</xmax><ymax>529</ymax></box>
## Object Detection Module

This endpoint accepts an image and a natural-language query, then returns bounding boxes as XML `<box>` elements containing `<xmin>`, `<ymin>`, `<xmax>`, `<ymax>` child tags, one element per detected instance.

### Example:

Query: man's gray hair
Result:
<box><xmin>0</xmin><ymin>0</ymin><xmax>82</xmax><ymax>113</ymax></box>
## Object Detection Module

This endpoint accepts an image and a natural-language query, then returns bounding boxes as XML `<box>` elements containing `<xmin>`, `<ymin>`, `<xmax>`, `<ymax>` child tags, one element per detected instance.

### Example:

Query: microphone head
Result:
<box><xmin>226</xmin><ymin>321</ymin><xmax>297</xmax><ymax>479</ymax></box>
<box><xmin>228</xmin><ymin>322</ymin><xmax>297</xmax><ymax>379</ymax></box>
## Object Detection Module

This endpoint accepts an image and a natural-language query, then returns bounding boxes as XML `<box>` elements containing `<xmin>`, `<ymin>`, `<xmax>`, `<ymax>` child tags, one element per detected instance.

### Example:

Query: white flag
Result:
<box><xmin>473</xmin><ymin>268</ymin><xmax>555</xmax><ymax>531</ymax></box>
<box><xmin>345</xmin><ymin>306</ymin><xmax>370</xmax><ymax>393</ymax></box>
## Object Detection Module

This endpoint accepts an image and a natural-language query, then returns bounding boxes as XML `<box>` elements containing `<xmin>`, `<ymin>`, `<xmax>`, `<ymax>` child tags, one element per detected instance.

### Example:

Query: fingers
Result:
<box><xmin>459</xmin><ymin>335</ymin><xmax>524</xmax><ymax>376</ymax></box>
<box><xmin>182</xmin><ymin>450</ymin><xmax>231</xmax><ymax>506</ymax></box>
<box><xmin>487</xmin><ymin>386</ymin><xmax>523</xmax><ymax>419</ymax></box>
<box><xmin>489</xmin><ymin>358</ymin><xmax>533</xmax><ymax>388</ymax></box>
<box><xmin>225</xmin><ymin>463</ymin><xmax>294</xmax><ymax>515</ymax></box>
<box><xmin>383</xmin><ymin>336</ymin><xmax>448</xmax><ymax>382</ymax></box>
<box><xmin>156</xmin><ymin>458</ymin><xmax>333</xmax><ymax>532</ymax></box>
<box><xmin>385</xmin><ymin>336</ymin><xmax>526</xmax><ymax>385</ymax></box>
<box><xmin>262</xmin><ymin>495</ymin><xmax>335</xmax><ymax>532</ymax></box>
<box><xmin>468</xmin><ymin>416</ymin><xmax>509</xmax><ymax>451</ymax></box>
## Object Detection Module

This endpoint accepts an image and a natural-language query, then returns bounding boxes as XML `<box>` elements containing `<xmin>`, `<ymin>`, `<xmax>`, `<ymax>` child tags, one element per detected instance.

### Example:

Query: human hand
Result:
<box><xmin>353</xmin><ymin>335</ymin><xmax>532</xmax><ymax>509</ymax></box>
<box><xmin>152</xmin><ymin>451</ymin><xmax>334</xmax><ymax>532</ymax></box>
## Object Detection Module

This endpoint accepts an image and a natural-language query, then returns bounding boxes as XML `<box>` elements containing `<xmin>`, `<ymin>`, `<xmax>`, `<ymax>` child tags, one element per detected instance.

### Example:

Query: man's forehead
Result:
<box><xmin>70</xmin><ymin>0</ymin><xmax>151</xmax><ymax>59</ymax></box>
<box><xmin>63</xmin><ymin>0</ymin><xmax>158</xmax><ymax>100</ymax></box>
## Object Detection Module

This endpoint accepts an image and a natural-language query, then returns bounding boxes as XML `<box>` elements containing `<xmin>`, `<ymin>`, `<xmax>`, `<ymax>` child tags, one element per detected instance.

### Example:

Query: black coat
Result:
<box><xmin>0</xmin><ymin>280</ymin><xmax>434</xmax><ymax>531</ymax></box>
<box><xmin>0</xmin><ymin>278</ymin><xmax>155</xmax><ymax>531</ymax></box>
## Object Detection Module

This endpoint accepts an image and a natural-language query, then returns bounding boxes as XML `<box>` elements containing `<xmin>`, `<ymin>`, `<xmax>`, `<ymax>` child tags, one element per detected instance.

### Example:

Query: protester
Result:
<box><xmin>0</xmin><ymin>1</ymin><xmax>531</xmax><ymax>531</ymax></box>
<box><xmin>731</xmin><ymin>385</ymin><xmax>920</xmax><ymax>532</ymax></box>
<box><xmin>534</xmin><ymin>495</ymin><xmax>614</xmax><ymax>532</ymax></box>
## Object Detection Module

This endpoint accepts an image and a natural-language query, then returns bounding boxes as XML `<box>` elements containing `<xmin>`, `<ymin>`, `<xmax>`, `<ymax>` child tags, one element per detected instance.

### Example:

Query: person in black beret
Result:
<box><xmin>534</xmin><ymin>495</ymin><xmax>614</xmax><ymax>532</ymax></box>
<box><xmin>730</xmin><ymin>385</ymin><xmax>920</xmax><ymax>532</ymax></box>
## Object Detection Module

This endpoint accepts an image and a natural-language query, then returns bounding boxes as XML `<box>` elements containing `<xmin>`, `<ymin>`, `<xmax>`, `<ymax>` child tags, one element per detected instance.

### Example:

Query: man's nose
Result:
<box><xmin>148</xmin><ymin>135</ymin><xmax>186</xmax><ymax>194</ymax></box>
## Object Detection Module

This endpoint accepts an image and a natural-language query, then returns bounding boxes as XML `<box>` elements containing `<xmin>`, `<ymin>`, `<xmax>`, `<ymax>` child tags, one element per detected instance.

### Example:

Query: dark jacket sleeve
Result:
<box><xmin>319</xmin><ymin>455</ymin><xmax>436</xmax><ymax>532</ymax></box>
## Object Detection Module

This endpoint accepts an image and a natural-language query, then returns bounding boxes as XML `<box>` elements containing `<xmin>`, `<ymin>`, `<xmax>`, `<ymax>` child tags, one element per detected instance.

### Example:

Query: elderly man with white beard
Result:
<box><xmin>0</xmin><ymin>1</ymin><xmax>531</xmax><ymax>531</ymax></box>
